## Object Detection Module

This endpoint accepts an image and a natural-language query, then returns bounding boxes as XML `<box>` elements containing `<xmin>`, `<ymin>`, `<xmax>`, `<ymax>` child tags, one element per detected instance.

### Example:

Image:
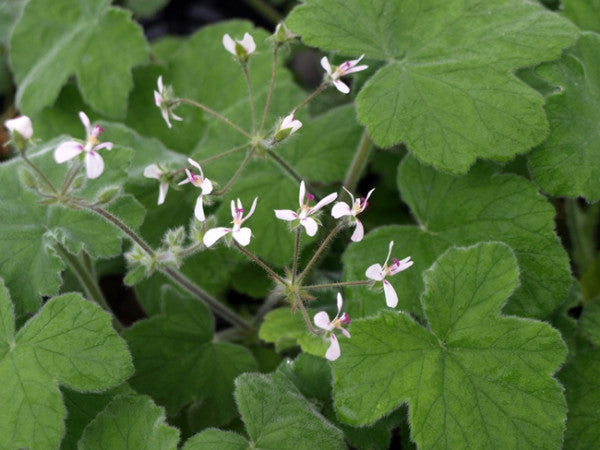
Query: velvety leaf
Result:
<box><xmin>563</xmin><ymin>0</ymin><xmax>600</xmax><ymax>32</ymax></box>
<box><xmin>10</xmin><ymin>0</ymin><xmax>147</xmax><ymax>117</ymax></box>
<box><xmin>560</xmin><ymin>346</ymin><xmax>600</xmax><ymax>448</ymax></box>
<box><xmin>333</xmin><ymin>243</ymin><xmax>567</xmax><ymax>449</ymax></box>
<box><xmin>0</xmin><ymin>286</ymin><xmax>132</xmax><ymax>450</ymax></box>
<box><xmin>287</xmin><ymin>0</ymin><xmax>577</xmax><ymax>173</ymax></box>
<box><xmin>529</xmin><ymin>33</ymin><xmax>600</xmax><ymax>201</ymax></box>
<box><xmin>78</xmin><ymin>394</ymin><xmax>179</xmax><ymax>449</ymax></box>
<box><xmin>343</xmin><ymin>155</ymin><xmax>571</xmax><ymax>319</ymax></box>
<box><xmin>259</xmin><ymin>307</ymin><xmax>326</xmax><ymax>355</ymax></box>
<box><xmin>123</xmin><ymin>0</ymin><xmax>170</xmax><ymax>18</ymax></box>
<box><xmin>123</xmin><ymin>291</ymin><xmax>257</xmax><ymax>427</ymax></box>
<box><xmin>580</xmin><ymin>298</ymin><xmax>600</xmax><ymax>347</ymax></box>
<box><xmin>182</xmin><ymin>430</ymin><xmax>248</xmax><ymax>450</ymax></box>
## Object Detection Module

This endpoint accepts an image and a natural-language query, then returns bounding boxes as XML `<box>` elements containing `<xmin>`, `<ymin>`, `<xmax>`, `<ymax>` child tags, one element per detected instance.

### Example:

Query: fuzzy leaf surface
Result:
<box><xmin>333</xmin><ymin>243</ymin><xmax>567</xmax><ymax>449</ymax></box>
<box><xmin>287</xmin><ymin>0</ymin><xmax>577</xmax><ymax>173</ymax></box>
<box><xmin>0</xmin><ymin>284</ymin><xmax>132</xmax><ymax>450</ymax></box>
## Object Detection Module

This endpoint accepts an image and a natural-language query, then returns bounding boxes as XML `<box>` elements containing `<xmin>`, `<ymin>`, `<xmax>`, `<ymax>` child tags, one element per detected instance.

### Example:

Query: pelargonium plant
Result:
<box><xmin>0</xmin><ymin>0</ymin><xmax>598</xmax><ymax>448</ymax></box>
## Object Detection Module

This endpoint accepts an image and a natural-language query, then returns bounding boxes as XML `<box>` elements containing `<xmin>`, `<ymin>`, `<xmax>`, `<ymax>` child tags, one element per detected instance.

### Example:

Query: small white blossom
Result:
<box><xmin>331</xmin><ymin>187</ymin><xmax>374</xmax><ymax>242</ymax></box>
<box><xmin>222</xmin><ymin>33</ymin><xmax>256</xmax><ymax>62</ymax></box>
<box><xmin>143</xmin><ymin>164</ymin><xmax>170</xmax><ymax>205</ymax></box>
<box><xmin>203</xmin><ymin>197</ymin><xmax>258</xmax><ymax>247</ymax></box>
<box><xmin>154</xmin><ymin>76</ymin><xmax>182</xmax><ymax>128</ymax></box>
<box><xmin>321</xmin><ymin>55</ymin><xmax>368</xmax><ymax>94</ymax></box>
<box><xmin>178</xmin><ymin>158</ymin><xmax>213</xmax><ymax>221</ymax></box>
<box><xmin>365</xmin><ymin>241</ymin><xmax>413</xmax><ymax>308</ymax></box>
<box><xmin>313</xmin><ymin>293</ymin><xmax>351</xmax><ymax>361</ymax></box>
<box><xmin>273</xmin><ymin>113</ymin><xmax>302</xmax><ymax>142</ymax></box>
<box><xmin>5</xmin><ymin>116</ymin><xmax>33</xmax><ymax>140</ymax></box>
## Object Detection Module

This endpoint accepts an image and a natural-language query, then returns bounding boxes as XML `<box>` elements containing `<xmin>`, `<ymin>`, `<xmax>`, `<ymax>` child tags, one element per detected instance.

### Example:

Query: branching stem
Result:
<box><xmin>176</xmin><ymin>98</ymin><xmax>251</xmax><ymax>138</ymax></box>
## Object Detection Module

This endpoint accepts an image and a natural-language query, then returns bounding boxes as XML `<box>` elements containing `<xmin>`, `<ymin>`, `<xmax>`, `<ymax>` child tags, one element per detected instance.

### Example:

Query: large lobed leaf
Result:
<box><xmin>287</xmin><ymin>0</ymin><xmax>577</xmax><ymax>173</ymax></box>
<box><xmin>0</xmin><ymin>280</ymin><xmax>132</xmax><ymax>450</ymax></box>
<box><xmin>333</xmin><ymin>243</ymin><xmax>567</xmax><ymax>448</ymax></box>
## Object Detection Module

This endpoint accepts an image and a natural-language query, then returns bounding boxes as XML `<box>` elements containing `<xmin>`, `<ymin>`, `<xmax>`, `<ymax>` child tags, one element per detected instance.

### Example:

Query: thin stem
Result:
<box><xmin>294</xmin><ymin>292</ymin><xmax>317</xmax><ymax>334</ymax></box>
<box><xmin>297</xmin><ymin>223</ymin><xmax>344</xmax><ymax>283</ymax></box>
<box><xmin>293</xmin><ymin>83</ymin><xmax>327</xmax><ymax>114</ymax></box>
<box><xmin>21</xmin><ymin>153</ymin><xmax>58</xmax><ymax>195</ymax></box>
<box><xmin>304</xmin><ymin>280</ymin><xmax>371</xmax><ymax>290</ymax></box>
<box><xmin>291</xmin><ymin>227</ymin><xmax>301</xmax><ymax>284</ymax></box>
<box><xmin>242</xmin><ymin>0</ymin><xmax>283</xmax><ymax>24</ymax></box>
<box><xmin>342</xmin><ymin>129</ymin><xmax>372</xmax><ymax>193</ymax></box>
<box><xmin>60</xmin><ymin>160</ymin><xmax>83</xmax><ymax>195</ymax></box>
<box><xmin>176</xmin><ymin>98</ymin><xmax>251</xmax><ymax>138</ymax></box>
<box><xmin>266</xmin><ymin>147</ymin><xmax>303</xmax><ymax>184</ymax></box>
<box><xmin>197</xmin><ymin>143</ymin><xmax>251</xmax><ymax>166</ymax></box>
<box><xmin>234</xmin><ymin>242</ymin><xmax>287</xmax><ymax>285</ymax></box>
<box><xmin>163</xmin><ymin>267</ymin><xmax>252</xmax><ymax>331</ymax></box>
<box><xmin>242</xmin><ymin>63</ymin><xmax>257</xmax><ymax>133</ymax></box>
<box><xmin>260</xmin><ymin>46</ymin><xmax>279</xmax><ymax>134</ymax></box>
<box><xmin>214</xmin><ymin>148</ymin><xmax>254</xmax><ymax>196</ymax></box>
<box><xmin>54</xmin><ymin>243</ymin><xmax>122</xmax><ymax>331</ymax></box>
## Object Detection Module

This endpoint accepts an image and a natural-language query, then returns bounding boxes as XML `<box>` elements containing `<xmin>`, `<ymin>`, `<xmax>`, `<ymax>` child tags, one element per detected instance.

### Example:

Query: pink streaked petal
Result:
<box><xmin>233</xmin><ymin>227</ymin><xmax>252</xmax><ymax>246</ymax></box>
<box><xmin>313</xmin><ymin>311</ymin><xmax>331</xmax><ymax>330</ymax></box>
<box><xmin>344</xmin><ymin>64</ymin><xmax>368</xmax><ymax>75</ymax></box>
<box><xmin>390</xmin><ymin>256</ymin><xmax>414</xmax><ymax>275</ymax></box>
<box><xmin>85</xmin><ymin>151</ymin><xmax>104</xmax><ymax>179</ymax></box>
<box><xmin>336</xmin><ymin>292</ymin><xmax>343</xmax><ymax>315</ymax></box>
<box><xmin>78</xmin><ymin>111</ymin><xmax>91</xmax><ymax>135</ymax></box>
<box><xmin>340</xmin><ymin>328</ymin><xmax>351</xmax><ymax>339</ymax></box>
<box><xmin>201</xmin><ymin>178</ymin><xmax>213</xmax><ymax>195</ymax></box>
<box><xmin>298</xmin><ymin>180</ymin><xmax>306</xmax><ymax>207</ymax></box>
<box><xmin>384</xmin><ymin>240</ymin><xmax>395</xmax><ymax>267</ymax></box>
<box><xmin>331</xmin><ymin>201</ymin><xmax>352</xmax><ymax>218</ymax></box>
<box><xmin>320</xmin><ymin>56</ymin><xmax>332</xmax><ymax>75</ymax></box>
<box><xmin>383</xmin><ymin>280</ymin><xmax>398</xmax><ymax>308</ymax></box>
<box><xmin>188</xmin><ymin>157</ymin><xmax>202</xmax><ymax>173</ymax></box>
<box><xmin>325</xmin><ymin>334</ymin><xmax>341</xmax><ymax>361</ymax></box>
<box><xmin>333</xmin><ymin>79</ymin><xmax>350</xmax><ymax>94</ymax></box>
<box><xmin>222</xmin><ymin>34</ymin><xmax>236</xmax><ymax>55</ymax></box>
<box><xmin>144</xmin><ymin>164</ymin><xmax>162</xmax><ymax>179</ymax></box>
<box><xmin>93</xmin><ymin>142</ymin><xmax>113</xmax><ymax>151</ymax></box>
<box><xmin>311</xmin><ymin>192</ymin><xmax>338</xmax><ymax>213</ymax></box>
<box><xmin>194</xmin><ymin>195</ymin><xmax>206</xmax><ymax>221</ymax></box>
<box><xmin>244</xmin><ymin>197</ymin><xmax>258</xmax><ymax>221</ymax></box>
<box><xmin>274</xmin><ymin>209</ymin><xmax>298</xmax><ymax>221</ymax></box>
<box><xmin>154</xmin><ymin>90</ymin><xmax>162</xmax><ymax>107</ymax></box>
<box><xmin>301</xmin><ymin>217</ymin><xmax>318</xmax><ymax>237</ymax></box>
<box><xmin>241</xmin><ymin>32</ymin><xmax>256</xmax><ymax>53</ymax></box>
<box><xmin>365</xmin><ymin>263</ymin><xmax>384</xmax><ymax>281</ymax></box>
<box><xmin>203</xmin><ymin>227</ymin><xmax>230</xmax><ymax>247</ymax></box>
<box><xmin>158</xmin><ymin>182</ymin><xmax>168</xmax><ymax>205</ymax></box>
<box><xmin>350</xmin><ymin>219</ymin><xmax>364</xmax><ymax>242</ymax></box>
<box><xmin>178</xmin><ymin>169</ymin><xmax>193</xmax><ymax>185</ymax></box>
<box><xmin>54</xmin><ymin>141</ymin><xmax>83</xmax><ymax>163</ymax></box>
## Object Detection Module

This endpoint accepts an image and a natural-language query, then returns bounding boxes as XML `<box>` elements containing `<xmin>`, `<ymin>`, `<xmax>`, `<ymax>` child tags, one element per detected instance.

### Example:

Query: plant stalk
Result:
<box><xmin>177</xmin><ymin>98</ymin><xmax>251</xmax><ymax>138</ymax></box>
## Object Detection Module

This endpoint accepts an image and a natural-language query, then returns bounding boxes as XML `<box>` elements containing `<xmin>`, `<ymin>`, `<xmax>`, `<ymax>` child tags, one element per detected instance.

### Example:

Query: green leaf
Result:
<box><xmin>78</xmin><ymin>394</ymin><xmax>180</xmax><ymax>449</ymax></box>
<box><xmin>10</xmin><ymin>0</ymin><xmax>147</xmax><ymax>117</ymax></box>
<box><xmin>235</xmin><ymin>372</ymin><xmax>346</xmax><ymax>450</ymax></box>
<box><xmin>333</xmin><ymin>243</ymin><xmax>567</xmax><ymax>449</ymax></box>
<box><xmin>343</xmin><ymin>155</ymin><xmax>571</xmax><ymax>319</ymax></box>
<box><xmin>259</xmin><ymin>307</ymin><xmax>312</xmax><ymax>352</ymax></box>
<box><xmin>560</xmin><ymin>346</ymin><xmax>600</xmax><ymax>448</ymax></box>
<box><xmin>563</xmin><ymin>0</ymin><xmax>600</xmax><ymax>33</ymax></box>
<box><xmin>580</xmin><ymin>299</ymin><xmax>600</xmax><ymax>347</ymax></box>
<box><xmin>287</xmin><ymin>0</ymin><xmax>577</xmax><ymax>173</ymax></box>
<box><xmin>123</xmin><ymin>290</ymin><xmax>257</xmax><ymax>427</ymax></box>
<box><xmin>182</xmin><ymin>430</ymin><xmax>248</xmax><ymax>450</ymax></box>
<box><xmin>529</xmin><ymin>33</ymin><xmax>600</xmax><ymax>201</ymax></box>
<box><xmin>0</xmin><ymin>284</ymin><xmax>132</xmax><ymax>450</ymax></box>
<box><xmin>0</xmin><ymin>139</ymin><xmax>144</xmax><ymax>315</ymax></box>
<box><xmin>122</xmin><ymin>0</ymin><xmax>170</xmax><ymax>18</ymax></box>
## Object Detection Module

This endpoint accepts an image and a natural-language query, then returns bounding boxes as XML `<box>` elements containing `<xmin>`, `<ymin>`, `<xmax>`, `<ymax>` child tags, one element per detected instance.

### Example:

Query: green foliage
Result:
<box><xmin>563</xmin><ymin>0</ymin><xmax>600</xmax><ymax>32</ymax></box>
<box><xmin>0</xmin><ymin>281</ymin><xmax>132</xmax><ymax>450</ymax></box>
<box><xmin>287</xmin><ymin>0</ymin><xmax>577</xmax><ymax>173</ymax></box>
<box><xmin>333</xmin><ymin>243</ymin><xmax>567</xmax><ymax>448</ymax></box>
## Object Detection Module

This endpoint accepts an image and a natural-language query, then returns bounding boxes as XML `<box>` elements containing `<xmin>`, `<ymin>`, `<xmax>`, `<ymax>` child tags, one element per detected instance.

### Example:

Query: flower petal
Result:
<box><xmin>222</xmin><ymin>34</ymin><xmax>236</xmax><ymax>55</ymax></box>
<box><xmin>85</xmin><ymin>151</ymin><xmax>104</xmax><ymax>179</ymax></box>
<box><xmin>54</xmin><ymin>141</ymin><xmax>83</xmax><ymax>163</ymax></box>
<box><xmin>241</xmin><ymin>32</ymin><xmax>256</xmax><ymax>54</ymax></box>
<box><xmin>340</xmin><ymin>327</ymin><xmax>351</xmax><ymax>339</ymax></box>
<box><xmin>5</xmin><ymin>116</ymin><xmax>33</xmax><ymax>139</ymax></box>
<box><xmin>384</xmin><ymin>240</ymin><xmax>395</xmax><ymax>267</ymax></box>
<box><xmin>201</xmin><ymin>178</ymin><xmax>213</xmax><ymax>195</ymax></box>
<box><xmin>203</xmin><ymin>227</ymin><xmax>230</xmax><ymax>247</ymax></box>
<box><xmin>157</xmin><ymin>75</ymin><xmax>164</xmax><ymax>92</ymax></box>
<box><xmin>311</xmin><ymin>192</ymin><xmax>338</xmax><ymax>213</ymax></box>
<box><xmin>365</xmin><ymin>264</ymin><xmax>384</xmax><ymax>281</ymax></box>
<box><xmin>298</xmin><ymin>180</ymin><xmax>306</xmax><ymax>207</ymax></box>
<box><xmin>313</xmin><ymin>311</ymin><xmax>331</xmax><ymax>330</ymax></box>
<box><xmin>274</xmin><ymin>209</ymin><xmax>298</xmax><ymax>221</ymax></box>
<box><xmin>154</xmin><ymin>90</ymin><xmax>162</xmax><ymax>107</ymax></box>
<box><xmin>331</xmin><ymin>201</ymin><xmax>351</xmax><ymax>218</ymax></box>
<box><xmin>143</xmin><ymin>164</ymin><xmax>162</xmax><ymax>179</ymax></box>
<box><xmin>383</xmin><ymin>280</ymin><xmax>398</xmax><ymax>308</ymax></box>
<box><xmin>325</xmin><ymin>334</ymin><xmax>341</xmax><ymax>361</ymax></box>
<box><xmin>93</xmin><ymin>142</ymin><xmax>113</xmax><ymax>152</ymax></box>
<box><xmin>194</xmin><ymin>195</ymin><xmax>205</xmax><ymax>221</ymax></box>
<box><xmin>350</xmin><ymin>219</ymin><xmax>364</xmax><ymax>242</ymax></box>
<box><xmin>333</xmin><ymin>79</ymin><xmax>350</xmax><ymax>94</ymax></box>
<box><xmin>320</xmin><ymin>56</ymin><xmax>332</xmax><ymax>75</ymax></box>
<box><xmin>233</xmin><ymin>227</ymin><xmax>252</xmax><ymax>246</ymax></box>
<box><xmin>158</xmin><ymin>182</ymin><xmax>168</xmax><ymax>205</ymax></box>
<box><xmin>188</xmin><ymin>157</ymin><xmax>202</xmax><ymax>173</ymax></box>
<box><xmin>178</xmin><ymin>169</ymin><xmax>193</xmax><ymax>186</ymax></box>
<box><xmin>301</xmin><ymin>217</ymin><xmax>318</xmax><ymax>237</ymax></box>
<box><xmin>78</xmin><ymin>111</ymin><xmax>91</xmax><ymax>135</ymax></box>
<box><xmin>244</xmin><ymin>197</ymin><xmax>258</xmax><ymax>221</ymax></box>
<box><xmin>336</xmin><ymin>292</ymin><xmax>343</xmax><ymax>315</ymax></box>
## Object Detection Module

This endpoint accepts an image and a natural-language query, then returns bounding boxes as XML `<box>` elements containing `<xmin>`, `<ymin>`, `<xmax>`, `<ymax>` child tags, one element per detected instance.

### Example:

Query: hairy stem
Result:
<box><xmin>176</xmin><ymin>98</ymin><xmax>251</xmax><ymax>138</ymax></box>
<box><xmin>293</xmin><ymin>83</ymin><xmax>327</xmax><ymax>114</ymax></box>
<box><xmin>242</xmin><ymin>64</ymin><xmax>257</xmax><ymax>133</ymax></box>
<box><xmin>60</xmin><ymin>160</ymin><xmax>83</xmax><ymax>195</ymax></box>
<box><xmin>21</xmin><ymin>152</ymin><xmax>58</xmax><ymax>195</ymax></box>
<box><xmin>266</xmin><ymin>147</ymin><xmax>303</xmax><ymax>184</ymax></box>
<box><xmin>294</xmin><ymin>292</ymin><xmax>317</xmax><ymax>334</ymax></box>
<box><xmin>234</xmin><ymin>241</ymin><xmax>287</xmax><ymax>285</ymax></box>
<box><xmin>304</xmin><ymin>280</ymin><xmax>371</xmax><ymax>290</ymax></box>
<box><xmin>291</xmin><ymin>227</ymin><xmax>301</xmax><ymax>284</ymax></box>
<box><xmin>197</xmin><ymin>143</ymin><xmax>251</xmax><ymax>166</ymax></box>
<box><xmin>214</xmin><ymin>148</ymin><xmax>254</xmax><ymax>196</ymax></box>
<box><xmin>260</xmin><ymin>46</ymin><xmax>279</xmax><ymax>134</ymax></box>
<box><xmin>297</xmin><ymin>222</ymin><xmax>344</xmax><ymax>283</ymax></box>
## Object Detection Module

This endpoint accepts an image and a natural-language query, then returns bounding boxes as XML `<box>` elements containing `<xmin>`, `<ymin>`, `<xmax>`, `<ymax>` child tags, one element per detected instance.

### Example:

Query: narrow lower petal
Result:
<box><xmin>331</xmin><ymin>202</ymin><xmax>352</xmax><ymax>218</ymax></box>
<box><xmin>301</xmin><ymin>217</ymin><xmax>318</xmax><ymax>237</ymax></box>
<box><xmin>203</xmin><ymin>227</ymin><xmax>230</xmax><ymax>247</ymax></box>
<box><xmin>325</xmin><ymin>334</ymin><xmax>341</xmax><ymax>361</ymax></box>
<box><xmin>194</xmin><ymin>195</ymin><xmax>205</xmax><ymax>221</ymax></box>
<box><xmin>333</xmin><ymin>79</ymin><xmax>350</xmax><ymax>94</ymax></box>
<box><xmin>350</xmin><ymin>219</ymin><xmax>364</xmax><ymax>242</ymax></box>
<box><xmin>154</xmin><ymin>90</ymin><xmax>162</xmax><ymax>107</ymax></box>
<box><xmin>274</xmin><ymin>209</ymin><xmax>298</xmax><ymax>221</ymax></box>
<box><xmin>54</xmin><ymin>141</ymin><xmax>83</xmax><ymax>163</ymax></box>
<box><xmin>313</xmin><ymin>311</ymin><xmax>332</xmax><ymax>331</ymax></box>
<box><xmin>143</xmin><ymin>164</ymin><xmax>162</xmax><ymax>179</ymax></box>
<box><xmin>233</xmin><ymin>227</ymin><xmax>252</xmax><ymax>246</ymax></box>
<box><xmin>383</xmin><ymin>280</ymin><xmax>398</xmax><ymax>308</ymax></box>
<box><xmin>85</xmin><ymin>151</ymin><xmax>104</xmax><ymax>179</ymax></box>
<box><xmin>178</xmin><ymin>169</ymin><xmax>193</xmax><ymax>186</ymax></box>
<box><xmin>340</xmin><ymin>328</ymin><xmax>351</xmax><ymax>339</ymax></box>
<box><xmin>365</xmin><ymin>264</ymin><xmax>384</xmax><ymax>281</ymax></box>
<box><xmin>93</xmin><ymin>142</ymin><xmax>113</xmax><ymax>151</ymax></box>
<box><xmin>161</xmin><ymin>107</ymin><xmax>172</xmax><ymax>128</ymax></box>
<box><xmin>158</xmin><ymin>182</ymin><xmax>168</xmax><ymax>205</ymax></box>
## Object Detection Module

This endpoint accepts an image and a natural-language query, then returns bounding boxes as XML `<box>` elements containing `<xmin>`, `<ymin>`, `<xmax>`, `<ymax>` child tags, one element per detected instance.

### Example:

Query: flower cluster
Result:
<box><xmin>366</xmin><ymin>241</ymin><xmax>413</xmax><ymax>307</ymax></box>
<box><xmin>154</xmin><ymin>76</ymin><xmax>182</xmax><ymax>128</ymax></box>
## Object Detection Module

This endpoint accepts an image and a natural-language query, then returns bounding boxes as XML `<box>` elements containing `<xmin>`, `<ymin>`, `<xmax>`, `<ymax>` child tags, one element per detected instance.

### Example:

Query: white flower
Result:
<box><xmin>313</xmin><ymin>293</ymin><xmax>351</xmax><ymax>361</ymax></box>
<box><xmin>203</xmin><ymin>197</ymin><xmax>258</xmax><ymax>247</ymax></box>
<box><xmin>273</xmin><ymin>113</ymin><xmax>302</xmax><ymax>142</ymax></box>
<box><xmin>321</xmin><ymin>55</ymin><xmax>368</xmax><ymax>94</ymax></box>
<box><xmin>143</xmin><ymin>164</ymin><xmax>170</xmax><ymax>205</ymax></box>
<box><xmin>54</xmin><ymin>112</ymin><xmax>113</xmax><ymax>179</ymax></box>
<box><xmin>5</xmin><ymin>116</ymin><xmax>33</xmax><ymax>140</ymax></box>
<box><xmin>222</xmin><ymin>33</ymin><xmax>256</xmax><ymax>61</ymax></box>
<box><xmin>275</xmin><ymin>181</ymin><xmax>337</xmax><ymax>236</ymax></box>
<box><xmin>331</xmin><ymin>187</ymin><xmax>375</xmax><ymax>242</ymax></box>
<box><xmin>154</xmin><ymin>76</ymin><xmax>183</xmax><ymax>128</ymax></box>
<box><xmin>178</xmin><ymin>158</ymin><xmax>213</xmax><ymax>221</ymax></box>
<box><xmin>274</xmin><ymin>23</ymin><xmax>297</xmax><ymax>43</ymax></box>
<box><xmin>365</xmin><ymin>241</ymin><xmax>413</xmax><ymax>308</ymax></box>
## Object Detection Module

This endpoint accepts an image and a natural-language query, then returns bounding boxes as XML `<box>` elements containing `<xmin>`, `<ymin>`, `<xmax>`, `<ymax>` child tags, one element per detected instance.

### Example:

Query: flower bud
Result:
<box><xmin>274</xmin><ymin>23</ymin><xmax>297</xmax><ymax>44</ymax></box>
<box><xmin>97</xmin><ymin>185</ymin><xmax>121</xmax><ymax>204</ymax></box>
<box><xmin>5</xmin><ymin>116</ymin><xmax>33</xmax><ymax>152</ymax></box>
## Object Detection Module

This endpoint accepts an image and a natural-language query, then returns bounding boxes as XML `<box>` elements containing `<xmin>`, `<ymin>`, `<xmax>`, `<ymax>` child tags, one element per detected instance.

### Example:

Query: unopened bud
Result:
<box><xmin>5</xmin><ymin>116</ymin><xmax>33</xmax><ymax>152</ymax></box>
<box><xmin>97</xmin><ymin>185</ymin><xmax>120</xmax><ymax>203</ymax></box>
